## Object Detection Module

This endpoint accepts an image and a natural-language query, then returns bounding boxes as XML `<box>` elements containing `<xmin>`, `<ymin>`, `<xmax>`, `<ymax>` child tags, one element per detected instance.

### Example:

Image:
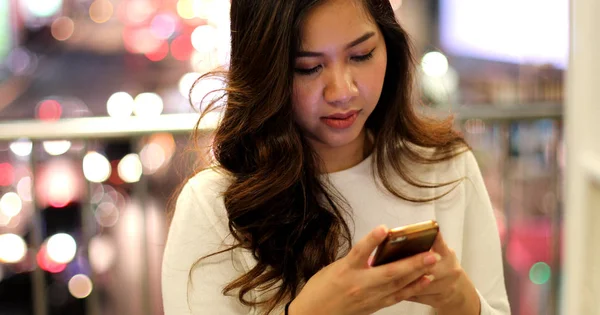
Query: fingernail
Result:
<box><xmin>424</xmin><ymin>274</ymin><xmax>435</xmax><ymax>283</ymax></box>
<box><xmin>424</xmin><ymin>253</ymin><xmax>442</xmax><ymax>265</ymax></box>
<box><xmin>376</xmin><ymin>225</ymin><xmax>388</xmax><ymax>238</ymax></box>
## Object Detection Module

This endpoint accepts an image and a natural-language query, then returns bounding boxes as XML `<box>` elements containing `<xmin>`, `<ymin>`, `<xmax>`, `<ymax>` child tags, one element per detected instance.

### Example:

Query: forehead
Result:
<box><xmin>299</xmin><ymin>0</ymin><xmax>378</xmax><ymax>49</ymax></box>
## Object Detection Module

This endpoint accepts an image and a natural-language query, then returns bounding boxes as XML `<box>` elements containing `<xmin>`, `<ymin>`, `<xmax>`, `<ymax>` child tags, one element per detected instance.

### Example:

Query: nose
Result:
<box><xmin>323</xmin><ymin>66</ymin><xmax>359</xmax><ymax>106</ymax></box>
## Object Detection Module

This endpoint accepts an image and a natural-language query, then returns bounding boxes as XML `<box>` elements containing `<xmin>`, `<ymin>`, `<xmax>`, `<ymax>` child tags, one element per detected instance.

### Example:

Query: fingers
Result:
<box><xmin>369</xmin><ymin>251</ymin><xmax>441</xmax><ymax>288</ymax></box>
<box><xmin>347</xmin><ymin>225</ymin><xmax>388</xmax><ymax>268</ymax></box>
<box><xmin>381</xmin><ymin>273</ymin><xmax>435</xmax><ymax>308</ymax></box>
<box><xmin>431</xmin><ymin>232</ymin><xmax>450</xmax><ymax>256</ymax></box>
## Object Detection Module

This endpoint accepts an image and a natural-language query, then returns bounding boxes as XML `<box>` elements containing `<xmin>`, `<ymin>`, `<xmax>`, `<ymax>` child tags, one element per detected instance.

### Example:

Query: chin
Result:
<box><xmin>314</xmin><ymin>127</ymin><xmax>364</xmax><ymax>149</ymax></box>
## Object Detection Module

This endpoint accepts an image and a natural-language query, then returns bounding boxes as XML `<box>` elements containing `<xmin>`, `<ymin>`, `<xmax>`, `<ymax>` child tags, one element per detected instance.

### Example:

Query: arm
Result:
<box><xmin>460</xmin><ymin>152</ymin><xmax>511</xmax><ymax>315</ymax></box>
<box><xmin>161</xmin><ymin>176</ymin><xmax>253</xmax><ymax>315</ymax></box>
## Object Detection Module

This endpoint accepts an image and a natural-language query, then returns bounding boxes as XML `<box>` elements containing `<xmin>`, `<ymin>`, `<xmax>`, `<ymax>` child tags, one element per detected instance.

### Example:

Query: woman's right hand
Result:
<box><xmin>288</xmin><ymin>225</ymin><xmax>441</xmax><ymax>315</ymax></box>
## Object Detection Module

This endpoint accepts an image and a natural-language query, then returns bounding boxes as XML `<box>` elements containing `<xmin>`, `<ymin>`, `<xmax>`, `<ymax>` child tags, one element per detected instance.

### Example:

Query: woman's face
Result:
<box><xmin>292</xmin><ymin>0</ymin><xmax>387</xmax><ymax>153</ymax></box>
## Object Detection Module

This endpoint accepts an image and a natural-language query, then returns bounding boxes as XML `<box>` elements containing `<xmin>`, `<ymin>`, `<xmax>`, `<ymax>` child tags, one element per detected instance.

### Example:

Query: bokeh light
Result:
<box><xmin>43</xmin><ymin>140</ymin><xmax>72</xmax><ymax>156</ymax></box>
<box><xmin>176</xmin><ymin>0</ymin><xmax>195</xmax><ymax>20</ymax></box>
<box><xmin>191</xmin><ymin>25</ymin><xmax>218</xmax><ymax>53</ymax></box>
<box><xmin>46</xmin><ymin>233</ymin><xmax>77</xmax><ymax>264</ymax></box>
<box><xmin>529</xmin><ymin>262</ymin><xmax>551</xmax><ymax>285</ymax></box>
<box><xmin>10</xmin><ymin>139</ymin><xmax>33</xmax><ymax>157</ymax></box>
<box><xmin>0</xmin><ymin>233</ymin><xmax>27</xmax><ymax>263</ymax></box>
<box><xmin>107</xmin><ymin>92</ymin><xmax>134</xmax><ymax>118</ymax></box>
<box><xmin>178</xmin><ymin>72</ymin><xmax>201</xmax><ymax>99</ymax></box>
<box><xmin>421</xmin><ymin>51</ymin><xmax>449</xmax><ymax>78</ymax></box>
<box><xmin>122</xmin><ymin>27</ymin><xmax>162</xmax><ymax>54</ymax></box>
<box><xmin>0</xmin><ymin>192</ymin><xmax>22</xmax><ymax>218</ymax></box>
<box><xmin>51</xmin><ymin>17</ymin><xmax>75</xmax><ymax>41</ymax></box>
<box><xmin>36</xmin><ymin>99</ymin><xmax>62</xmax><ymax>121</ymax></box>
<box><xmin>6</xmin><ymin>48</ymin><xmax>36</xmax><ymax>75</ymax></box>
<box><xmin>17</xmin><ymin>177</ymin><xmax>32</xmax><ymax>202</ymax></box>
<box><xmin>117</xmin><ymin>154</ymin><xmax>143</xmax><ymax>183</ymax></box>
<box><xmin>24</xmin><ymin>0</ymin><xmax>63</xmax><ymax>18</ymax></box>
<box><xmin>89</xmin><ymin>235</ymin><xmax>116</xmax><ymax>273</ymax></box>
<box><xmin>150</xmin><ymin>13</ymin><xmax>177</xmax><ymax>40</ymax></box>
<box><xmin>145</xmin><ymin>40</ymin><xmax>169</xmax><ymax>62</ymax></box>
<box><xmin>83</xmin><ymin>152</ymin><xmax>111</xmax><ymax>183</ymax></box>
<box><xmin>37</xmin><ymin>245</ymin><xmax>67</xmax><ymax>273</ymax></box>
<box><xmin>68</xmin><ymin>274</ymin><xmax>93</xmax><ymax>299</ymax></box>
<box><xmin>89</xmin><ymin>0</ymin><xmax>114</xmax><ymax>24</ymax></box>
<box><xmin>170</xmin><ymin>34</ymin><xmax>194</xmax><ymax>61</ymax></box>
<box><xmin>95</xmin><ymin>202</ymin><xmax>120</xmax><ymax>227</ymax></box>
<box><xmin>121</xmin><ymin>0</ymin><xmax>155</xmax><ymax>25</ymax></box>
<box><xmin>133</xmin><ymin>93</ymin><xmax>163</xmax><ymax>117</ymax></box>
<box><xmin>0</xmin><ymin>163</ymin><xmax>14</xmax><ymax>186</ymax></box>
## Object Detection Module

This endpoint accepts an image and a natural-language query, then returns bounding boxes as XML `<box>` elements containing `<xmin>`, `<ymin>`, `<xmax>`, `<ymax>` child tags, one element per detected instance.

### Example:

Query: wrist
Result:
<box><xmin>438</xmin><ymin>275</ymin><xmax>480</xmax><ymax>315</ymax></box>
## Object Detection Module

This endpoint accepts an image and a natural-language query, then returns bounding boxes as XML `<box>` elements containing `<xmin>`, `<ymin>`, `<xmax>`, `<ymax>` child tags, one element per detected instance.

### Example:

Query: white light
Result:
<box><xmin>9</xmin><ymin>139</ymin><xmax>33</xmax><ymax>157</ymax></box>
<box><xmin>0</xmin><ymin>212</ymin><xmax>11</xmax><ymax>226</ymax></box>
<box><xmin>133</xmin><ymin>93</ymin><xmax>163</xmax><ymax>117</ymax></box>
<box><xmin>89</xmin><ymin>235</ymin><xmax>116</xmax><ymax>273</ymax></box>
<box><xmin>83</xmin><ymin>152</ymin><xmax>111</xmax><ymax>183</ymax></box>
<box><xmin>43</xmin><ymin>140</ymin><xmax>72</xmax><ymax>156</ymax></box>
<box><xmin>95</xmin><ymin>202</ymin><xmax>120</xmax><ymax>227</ymax></box>
<box><xmin>117</xmin><ymin>154</ymin><xmax>143</xmax><ymax>183</ymax></box>
<box><xmin>0</xmin><ymin>233</ymin><xmax>27</xmax><ymax>263</ymax></box>
<box><xmin>46</xmin><ymin>233</ymin><xmax>77</xmax><ymax>264</ymax></box>
<box><xmin>191</xmin><ymin>25</ymin><xmax>218</xmax><ymax>53</ymax></box>
<box><xmin>24</xmin><ymin>0</ymin><xmax>63</xmax><ymax>18</ymax></box>
<box><xmin>421</xmin><ymin>52</ymin><xmax>449</xmax><ymax>78</ymax></box>
<box><xmin>17</xmin><ymin>177</ymin><xmax>32</xmax><ymax>202</ymax></box>
<box><xmin>68</xmin><ymin>274</ymin><xmax>93</xmax><ymax>299</ymax></box>
<box><xmin>0</xmin><ymin>192</ymin><xmax>22</xmax><ymax>218</ymax></box>
<box><xmin>178</xmin><ymin>72</ymin><xmax>202</xmax><ymax>99</ymax></box>
<box><xmin>140</xmin><ymin>143</ymin><xmax>166</xmax><ymax>174</ymax></box>
<box><xmin>107</xmin><ymin>92</ymin><xmax>134</xmax><ymax>118</ymax></box>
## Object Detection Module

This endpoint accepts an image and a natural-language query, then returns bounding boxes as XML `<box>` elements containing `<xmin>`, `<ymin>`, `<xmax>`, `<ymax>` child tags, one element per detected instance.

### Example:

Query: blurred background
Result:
<box><xmin>0</xmin><ymin>0</ymin><xmax>580</xmax><ymax>314</ymax></box>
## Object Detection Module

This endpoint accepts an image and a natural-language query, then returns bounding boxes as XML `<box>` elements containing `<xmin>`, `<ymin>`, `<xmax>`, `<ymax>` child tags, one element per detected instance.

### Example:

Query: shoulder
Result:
<box><xmin>172</xmin><ymin>166</ymin><xmax>232</xmax><ymax>237</ymax></box>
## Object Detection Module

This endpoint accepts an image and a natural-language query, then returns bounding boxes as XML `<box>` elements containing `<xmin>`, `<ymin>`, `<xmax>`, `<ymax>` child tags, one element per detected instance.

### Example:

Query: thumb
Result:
<box><xmin>347</xmin><ymin>225</ymin><xmax>388</xmax><ymax>268</ymax></box>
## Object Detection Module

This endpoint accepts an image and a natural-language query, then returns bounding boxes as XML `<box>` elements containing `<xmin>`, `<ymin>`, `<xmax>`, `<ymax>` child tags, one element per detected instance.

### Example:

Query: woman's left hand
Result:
<box><xmin>407</xmin><ymin>233</ymin><xmax>481</xmax><ymax>315</ymax></box>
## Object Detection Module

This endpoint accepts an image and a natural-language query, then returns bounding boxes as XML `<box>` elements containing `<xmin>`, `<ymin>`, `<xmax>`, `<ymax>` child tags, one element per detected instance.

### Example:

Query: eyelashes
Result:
<box><xmin>294</xmin><ymin>48</ymin><xmax>376</xmax><ymax>76</ymax></box>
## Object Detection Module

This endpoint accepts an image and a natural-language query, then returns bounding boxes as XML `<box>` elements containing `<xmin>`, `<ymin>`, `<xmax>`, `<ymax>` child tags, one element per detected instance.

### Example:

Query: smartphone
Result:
<box><xmin>371</xmin><ymin>220</ymin><xmax>439</xmax><ymax>266</ymax></box>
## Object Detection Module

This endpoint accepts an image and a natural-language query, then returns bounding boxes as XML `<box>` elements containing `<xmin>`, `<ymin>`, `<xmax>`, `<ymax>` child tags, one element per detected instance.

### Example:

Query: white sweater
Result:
<box><xmin>162</xmin><ymin>150</ymin><xmax>510</xmax><ymax>315</ymax></box>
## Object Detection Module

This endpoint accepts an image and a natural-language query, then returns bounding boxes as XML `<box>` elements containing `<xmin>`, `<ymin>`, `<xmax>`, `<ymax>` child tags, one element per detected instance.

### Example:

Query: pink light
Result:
<box><xmin>150</xmin><ymin>14</ymin><xmax>178</xmax><ymax>40</ymax></box>
<box><xmin>0</xmin><ymin>163</ymin><xmax>14</xmax><ymax>186</ymax></box>
<box><xmin>170</xmin><ymin>34</ymin><xmax>194</xmax><ymax>61</ymax></box>
<box><xmin>37</xmin><ymin>245</ymin><xmax>67</xmax><ymax>274</ymax></box>
<box><xmin>145</xmin><ymin>41</ymin><xmax>169</xmax><ymax>62</ymax></box>
<box><xmin>123</xmin><ymin>27</ymin><xmax>162</xmax><ymax>55</ymax></box>
<box><xmin>37</xmin><ymin>100</ymin><xmax>62</xmax><ymax>121</ymax></box>
<box><xmin>36</xmin><ymin>160</ymin><xmax>82</xmax><ymax>208</ymax></box>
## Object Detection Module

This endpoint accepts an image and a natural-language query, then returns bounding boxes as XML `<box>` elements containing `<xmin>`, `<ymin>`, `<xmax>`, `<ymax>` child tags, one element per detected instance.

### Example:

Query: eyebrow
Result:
<box><xmin>296</xmin><ymin>31</ymin><xmax>376</xmax><ymax>58</ymax></box>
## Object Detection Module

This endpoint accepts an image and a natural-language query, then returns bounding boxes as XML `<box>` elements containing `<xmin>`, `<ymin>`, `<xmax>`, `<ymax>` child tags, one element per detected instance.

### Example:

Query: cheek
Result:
<box><xmin>292</xmin><ymin>81</ymin><xmax>319</xmax><ymax>122</ymax></box>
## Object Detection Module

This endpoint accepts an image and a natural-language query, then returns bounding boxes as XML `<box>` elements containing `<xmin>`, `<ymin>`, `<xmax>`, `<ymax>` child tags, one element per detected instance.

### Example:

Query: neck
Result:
<box><xmin>313</xmin><ymin>130</ymin><xmax>373</xmax><ymax>173</ymax></box>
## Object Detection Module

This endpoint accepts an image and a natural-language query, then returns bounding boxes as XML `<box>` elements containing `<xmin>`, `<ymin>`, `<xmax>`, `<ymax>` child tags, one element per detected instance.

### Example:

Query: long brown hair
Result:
<box><xmin>187</xmin><ymin>0</ymin><xmax>468</xmax><ymax>313</ymax></box>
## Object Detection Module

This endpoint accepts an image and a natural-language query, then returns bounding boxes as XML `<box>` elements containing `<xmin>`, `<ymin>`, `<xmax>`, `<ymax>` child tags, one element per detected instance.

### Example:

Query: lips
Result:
<box><xmin>320</xmin><ymin>110</ymin><xmax>361</xmax><ymax>129</ymax></box>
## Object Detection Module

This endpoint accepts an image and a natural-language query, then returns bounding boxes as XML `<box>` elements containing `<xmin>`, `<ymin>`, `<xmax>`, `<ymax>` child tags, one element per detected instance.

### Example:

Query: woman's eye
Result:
<box><xmin>294</xmin><ymin>65</ymin><xmax>322</xmax><ymax>76</ymax></box>
<box><xmin>351</xmin><ymin>49</ymin><xmax>376</xmax><ymax>62</ymax></box>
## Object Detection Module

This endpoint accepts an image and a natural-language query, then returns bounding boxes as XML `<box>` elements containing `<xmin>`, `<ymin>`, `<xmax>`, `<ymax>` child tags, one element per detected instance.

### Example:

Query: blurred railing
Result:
<box><xmin>0</xmin><ymin>103</ymin><xmax>563</xmax><ymax>315</ymax></box>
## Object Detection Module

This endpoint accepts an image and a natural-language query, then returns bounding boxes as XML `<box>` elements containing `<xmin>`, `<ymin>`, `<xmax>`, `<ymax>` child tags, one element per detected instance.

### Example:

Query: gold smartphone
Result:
<box><xmin>372</xmin><ymin>220</ymin><xmax>439</xmax><ymax>266</ymax></box>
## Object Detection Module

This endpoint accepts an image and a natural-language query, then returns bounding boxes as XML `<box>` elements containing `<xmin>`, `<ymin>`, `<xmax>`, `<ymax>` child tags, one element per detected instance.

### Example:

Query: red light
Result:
<box><xmin>170</xmin><ymin>35</ymin><xmax>194</xmax><ymax>61</ymax></box>
<box><xmin>0</xmin><ymin>163</ymin><xmax>14</xmax><ymax>186</ymax></box>
<box><xmin>108</xmin><ymin>160</ymin><xmax>124</xmax><ymax>185</ymax></box>
<box><xmin>145</xmin><ymin>41</ymin><xmax>169</xmax><ymax>62</ymax></box>
<box><xmin>37</xmin><ymin>100</ymin><xmax>62</xmax><ymax>121</ymax></box>
<box><xmin>37</xmin><ymin>245</ymin><xmax>67</xmax><ymax>273</ymax></box>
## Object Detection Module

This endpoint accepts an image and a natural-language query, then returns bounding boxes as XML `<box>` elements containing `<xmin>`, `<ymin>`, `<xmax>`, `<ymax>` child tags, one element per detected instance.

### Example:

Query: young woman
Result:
<box><xmin>162</xmin><ymin>0</ymin><xmax>510</xmax><ymax>314</ymax></box>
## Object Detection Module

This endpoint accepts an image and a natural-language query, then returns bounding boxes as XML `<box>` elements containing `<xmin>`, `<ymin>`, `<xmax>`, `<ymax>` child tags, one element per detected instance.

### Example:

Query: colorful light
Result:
<box><xmin>0</xmin><ymin>163</ymin><xmax>14</xmax><ymax>186</ymax></box>
<box><xmin>89</xmin><ymin>0</ymin><xmax>114</xmax><ymax>24</ymax></box>
<box><xmin>0</xmin><ymin>192</ymin><xmax>22</xmax><ymax>218</ymax></box>
<box><xmin>150</xmin><ymin>13</ymin><xmax>178</xmax><ymax>40</ymax></box>
<box><xmin>529</xmin><ymin>262</ymin><xmax>551</xmax><ymax>285</ymax></box>
<box><xmin>46</xmin><ymin>233</ymin><xmax>77</xmax><ymax>264</ymax></box>
<box><xmin>144</xmin><ymin>40</ymin><xmax>169</xmax><ymax>62</ymax></box>
<box><xmin>37</xmin><ymin>245</ymin><xmax>67</xmax><ymax>273</ymax></box>
<box><xmin>170</xmin><ymin>34</ymin><xmax>194</xmax><ymax>61</ymax></box>
<box><xmin>176</xmin><ymin>0</ymin><xmax>195</xmax><ymax>20</ymax></box>
<box><xmin>83</xmin><ymin>152</ymin><xmax>111</xmax><ymax>183</ymax></box>
<box><xmin>0</xmin><ymin>233</ymin><xmax>27</xmax><ymax>263</ymax></box>
<box><xmin>36</xmin><ymin>99</ymin><xmax>62</xmax><ymax>121</ymax></box>
<box><xmin>50</xmin><ymin>17</ymin><xmax>75</xmax><ymax>41</ymax></box>
<box><xmin>68</xmin><ymin>274</ymin><xmax>93</xmax><ymax>299</ymax></box>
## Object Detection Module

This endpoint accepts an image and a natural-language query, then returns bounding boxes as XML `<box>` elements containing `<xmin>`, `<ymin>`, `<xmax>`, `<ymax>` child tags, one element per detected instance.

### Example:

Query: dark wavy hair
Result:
<box><xmin>186</xmin><ymin>0</ymin><xmax>468</xmax><ymax>313</ymax></box>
